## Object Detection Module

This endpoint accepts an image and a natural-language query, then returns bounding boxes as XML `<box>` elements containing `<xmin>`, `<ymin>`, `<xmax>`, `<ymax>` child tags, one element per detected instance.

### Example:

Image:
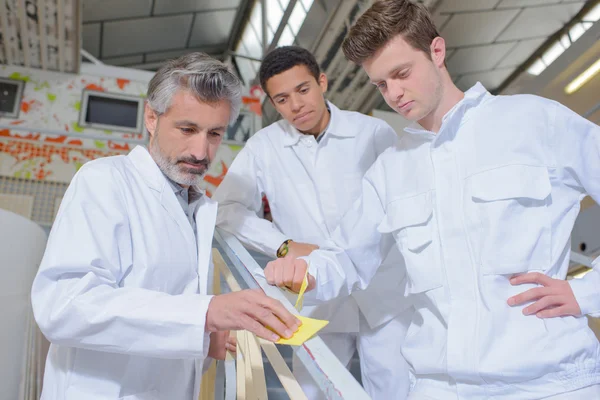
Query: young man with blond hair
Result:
<box><xmin>265</xmin><ymin>1</ymin><xmax>600</xmax><ymax>398</ymax></box>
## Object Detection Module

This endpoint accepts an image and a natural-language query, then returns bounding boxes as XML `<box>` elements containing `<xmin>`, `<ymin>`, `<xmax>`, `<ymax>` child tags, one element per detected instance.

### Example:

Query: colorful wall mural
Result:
<box><xmin>0</xmin><ymin>64</ymin><xmax>254</xmax><ymax>197</ymax></box>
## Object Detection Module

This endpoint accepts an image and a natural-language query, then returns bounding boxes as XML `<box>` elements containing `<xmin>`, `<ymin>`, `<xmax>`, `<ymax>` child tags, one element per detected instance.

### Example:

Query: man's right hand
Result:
<box><xmin>264</xmin><ymin>257</ymin><xmax>316</xmax><ymax>293</ymax></box>
<box><xmin>205</xmin><ymin>289</ymin><xmax>301</xmax><ymax>342</ymax></box>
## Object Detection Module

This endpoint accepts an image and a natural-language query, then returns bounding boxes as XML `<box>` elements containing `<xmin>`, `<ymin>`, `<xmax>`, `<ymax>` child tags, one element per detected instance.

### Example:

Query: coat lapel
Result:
<box><xmin>127</xmin><ymin>146</ymin><xmax>196</xmax><ymax>260</ymax></box>
<box><xmin>194</xmin><ymin>196</ymin><xmax>217</xmax><ymax>295</ymax></box>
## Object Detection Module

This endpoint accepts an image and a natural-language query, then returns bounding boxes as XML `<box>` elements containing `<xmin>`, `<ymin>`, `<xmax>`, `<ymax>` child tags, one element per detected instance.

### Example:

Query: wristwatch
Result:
<box><xmin>276</xmin><ymin>239</ymin><xmax>293</xmax><ymax>258</ymax></box>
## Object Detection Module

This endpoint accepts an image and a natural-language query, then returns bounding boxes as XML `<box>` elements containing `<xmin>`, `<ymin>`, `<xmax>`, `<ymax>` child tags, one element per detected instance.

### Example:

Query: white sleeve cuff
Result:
<box><xmin>569</xmin><ymin>258</ymin><xmax>600</xmax><ymax>317</ymax></box>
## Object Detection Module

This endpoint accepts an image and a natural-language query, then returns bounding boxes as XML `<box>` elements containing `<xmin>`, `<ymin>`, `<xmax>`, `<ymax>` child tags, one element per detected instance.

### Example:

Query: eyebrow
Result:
<box><xmin>272</xmin><ymin>80</ymin><xmax>311</xmax><ymax>100</ymax></box>
<box><xmin>370</xmin><ymin>63</ymin><xmax>412</xmax><ymax>84</ymax></box>
<box><xmin>174</xmin><ymin>120</ymin><xmax>227</xmax><ymax>131</ymax></box>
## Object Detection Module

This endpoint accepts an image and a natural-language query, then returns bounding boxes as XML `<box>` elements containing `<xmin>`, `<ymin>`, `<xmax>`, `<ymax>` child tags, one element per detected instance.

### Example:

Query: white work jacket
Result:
<box><xmin>214</xmin><ymin>101</ymin><xmax>408</xmax><ymax>331</ymax></box>
<box><xmin>304</xmin><ymin>84</ymin><xmax>600</xmax><ymax>398</ymax></box>
<box><xmin>31</xmin><ymin>146</ymin><xmax>216</xmax><ymax>400</ymax></box>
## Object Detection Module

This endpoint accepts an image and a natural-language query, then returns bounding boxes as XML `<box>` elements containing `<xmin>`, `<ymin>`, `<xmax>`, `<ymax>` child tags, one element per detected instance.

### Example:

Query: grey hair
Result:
<box><xmin>146</xmin><ymin>52</ymin><xmax>242</xmax><ymax>124</ymax></box>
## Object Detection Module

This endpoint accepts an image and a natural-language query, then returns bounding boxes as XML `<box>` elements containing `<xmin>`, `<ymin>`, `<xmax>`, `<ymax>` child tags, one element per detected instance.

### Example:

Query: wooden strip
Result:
<box><xmin>243</xmin><ymin>331</ymin><xmax>256</xmax><ymax>399</ymax></box>
<box><xmin>213</xmin><ymin>249</ymin><xmax>243</xmax><ymax>292</ymax></box>
<box><xmin>224</xmin><ymin>351</ymin><xmax>237</xmax><ymax>400</ymax></box>
<box><xmin>236</xmin><ymin>330</ymin><xmax>246</xmax><ymax>400</ymax></box>
<box><xmin>259</xmin><ymin>338</ymin><xmax>308</xmax><ymax>400</ymax></box>
<box><xmin>248</xmin><ymin>334</ymin><xmax>268</xmax><ymax>400</ymax></box>
<box><xmin>199</xmin><ymin>361</ymin><xmax>216</xmax><ymax>400</ymax></box>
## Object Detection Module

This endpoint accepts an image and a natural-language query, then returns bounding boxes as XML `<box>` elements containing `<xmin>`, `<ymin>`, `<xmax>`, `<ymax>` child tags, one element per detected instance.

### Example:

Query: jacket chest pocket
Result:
<box><xmin>467</xmin><ymin>164</ymin><xmax>552</xmax><ymax>275</ymax></box>
<box><xmin>378</xmin><ymin>191</ymin><xmax>443</xmax><ymax>295</ymax></box>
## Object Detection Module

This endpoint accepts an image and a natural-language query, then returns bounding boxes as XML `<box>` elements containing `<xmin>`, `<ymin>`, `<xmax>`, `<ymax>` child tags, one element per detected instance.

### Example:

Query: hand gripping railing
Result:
<box><xmin>198</xmin><ymin>228</ymin><xmax>371</xmax><ymax>400</ymax></box>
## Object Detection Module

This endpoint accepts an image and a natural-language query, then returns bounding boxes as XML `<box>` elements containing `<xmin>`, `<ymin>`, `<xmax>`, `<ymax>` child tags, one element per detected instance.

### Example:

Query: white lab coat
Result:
<box><xmin>304</xmin><ymin>84</ymin><xmax>600</xmax><ymax>398</ymax></box>
<box><xmin>31</xmin><ymin>146</ymin><xmax>215</xmax><ymax>400</ymax></box>
<box><xmin>213</xmin><ymin>101</ymin><xmax>409</xmax><ymax>332</ymax></box>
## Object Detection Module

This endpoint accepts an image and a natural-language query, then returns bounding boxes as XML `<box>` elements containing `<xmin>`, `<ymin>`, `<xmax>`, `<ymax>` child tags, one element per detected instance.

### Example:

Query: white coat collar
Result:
<box><xmin>404</xmin><ymin>82</ymin><xmax>489</xmax><ymax>135</ymax></box>
<box><xmin>281</xmin><ymin>100</ymin><xmax>355</xmax><ymax>147</ymax></box>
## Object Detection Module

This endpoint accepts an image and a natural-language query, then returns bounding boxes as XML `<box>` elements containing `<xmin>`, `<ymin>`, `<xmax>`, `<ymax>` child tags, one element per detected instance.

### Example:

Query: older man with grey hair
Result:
<box><xmin>31</xmin><ymin>53</ymin><xmax>299</xmax><ymax>400</ymax></box>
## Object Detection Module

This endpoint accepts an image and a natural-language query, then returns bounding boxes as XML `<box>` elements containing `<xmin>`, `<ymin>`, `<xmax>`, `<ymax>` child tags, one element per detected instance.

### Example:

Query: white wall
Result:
<box><xmin>0</xmin><ymin>209</ymin><xmax>47</xmax><ymax>400</ymax></box>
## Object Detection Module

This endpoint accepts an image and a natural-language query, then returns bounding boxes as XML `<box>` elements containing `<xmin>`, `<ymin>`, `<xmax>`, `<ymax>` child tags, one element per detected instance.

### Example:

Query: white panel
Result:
<box><xmin>102</xmin><ymin>15</ymin><xmax>193</xmax><ymax>57</ymax></box>
<box><xmin>82</xmin><ymin>0</ymin><xmax>152</xmax><ymax>23</ymax></box>
<box><xmin>456</xmin><ymin>67</ymin><xmax>515</xmax><ymax>90</ymax></box>
<box><xmin>82</xmin><ymin>23</ymin><xmax>101</xmax><ymax>58</ymax></box>
<box><xmin>442</xmin><ymin>9</ymin><xmax>520</xmax><ymax>47</ymax></box>
<box><xmin>438</xmin><ymin>0</ymin><xmax>499</xmax><ymax>13</ymax></box>
<box><xmin>447</xmin><ymin>42</ymin><xmax>516</xmax><ymax>74</ymax></box>
<box><xmin>497</xmin><ymin>0</ymin><xmax>562</xmax><ymax>8</ymax></box>
<box><xmin>497</xmin><ymin>2</ymin><xmax>586</xmax><ymax>41</ymax></box>
<box><xmin>189</xmin><ymin>10</ymin><xmax>236</xmax><ymax>47</ymax></box>
<box><xmin>0</xmin><ymin>209</ymin><xmax>47</xmax><ymax>400</ymax></box>
<box><xmin>497</xmin><ymin>37</ymin><xmax>546</xmax><ymax>68</ymax></box>
<box><xmin>153</xmin><ymin>0</ymin><xmax>240</xmax><ymax>15</ymax></box>
<box><xmin>0</xmin><ymin>194</ymin><xmax>34</xmax><ymax>219</ymax></box>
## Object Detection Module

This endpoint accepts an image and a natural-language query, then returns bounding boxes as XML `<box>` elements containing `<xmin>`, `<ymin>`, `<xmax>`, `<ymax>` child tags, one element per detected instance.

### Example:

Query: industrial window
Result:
<box><xmin>79</xmin><ymin>90</ymin><xmax>144</xmax><ymax>133</ymax></box>
<box><xmin>0</xmin><ymin>77</ymin><xmax>26</xmax><ymax>119</ymax></box>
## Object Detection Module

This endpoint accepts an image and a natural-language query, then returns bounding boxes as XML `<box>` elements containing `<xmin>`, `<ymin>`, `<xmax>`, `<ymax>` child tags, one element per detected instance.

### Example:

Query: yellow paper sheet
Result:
<box><xmin>276</xmin><ymin>315</ymin><xmax>329</xmax><ymax>346</ymax></box>
<box><xmin>294</xmin><ymin>271</ymin><xmax>308</xmax><ymax>311</ymax></box>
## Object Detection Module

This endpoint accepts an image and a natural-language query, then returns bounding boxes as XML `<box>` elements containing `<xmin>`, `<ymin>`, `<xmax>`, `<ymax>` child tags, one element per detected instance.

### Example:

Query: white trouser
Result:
<box><xmin>407</xmin><ymin>383</ymin><xmax>600</xmax><ymax>399</ymax></box>
<box><xmin>293</xmin><ymin>308</ymin><xmax>412</xmax><ymax>399</ymax></box>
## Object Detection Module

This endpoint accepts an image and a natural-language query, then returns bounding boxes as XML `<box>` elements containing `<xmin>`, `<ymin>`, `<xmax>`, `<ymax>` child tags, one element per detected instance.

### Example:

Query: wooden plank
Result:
<box><xmin>259</xmin><ymin>338</ymin><xmax>308</xmax><ymax>400</ymax></box>
<box><xmin>236</xmin><ymin>330</ymin><xmax>246</xmax><ymax>400</ymax></box>
<box><xmin>248</xmin><ymin>334</ymin><xmax>268</xmax><ymax>400</ymax></box>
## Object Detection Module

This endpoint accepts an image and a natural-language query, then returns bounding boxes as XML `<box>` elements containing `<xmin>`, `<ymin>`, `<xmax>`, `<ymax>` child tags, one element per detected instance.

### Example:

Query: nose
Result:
<box><xmin>289</xmin><ymin>93</ymin><xmax>304</xmax><ymax>113</ymax></box>
<box><xmin>387</xmin><ymin>80</ymin><xmax>405</xmax><ymax>104</ymax></box>
<box><xmin>188</xmin><ymin>132</ymin><xmax>209</xmax><ymax>161</ymax></box>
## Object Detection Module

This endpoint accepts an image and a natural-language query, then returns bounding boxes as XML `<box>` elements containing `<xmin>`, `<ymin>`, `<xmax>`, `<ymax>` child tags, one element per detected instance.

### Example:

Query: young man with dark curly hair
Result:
<box><xmin>214</xmin><ymin>46</ymin><xmax>412</xmax><ymax>399</ymax></box>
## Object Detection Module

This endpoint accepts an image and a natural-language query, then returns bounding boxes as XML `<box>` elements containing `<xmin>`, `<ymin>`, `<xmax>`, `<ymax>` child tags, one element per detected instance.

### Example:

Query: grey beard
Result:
<box><xmin>149</xmin><ymin>135</ymin><xmax>208</xmax><ymax>187</ymax></box>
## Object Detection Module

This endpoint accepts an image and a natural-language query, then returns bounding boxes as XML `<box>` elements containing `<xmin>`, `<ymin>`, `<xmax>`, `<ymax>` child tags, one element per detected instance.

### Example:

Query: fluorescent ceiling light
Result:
<box><xmin>565</xmin><ymin>58</ymin><xmax>600</xmax><ymax>94</ymax></box>
<box><xmin>527</xmin><ymin>59</ymin><xmax>547</xmax><ymax>76</ymax></box>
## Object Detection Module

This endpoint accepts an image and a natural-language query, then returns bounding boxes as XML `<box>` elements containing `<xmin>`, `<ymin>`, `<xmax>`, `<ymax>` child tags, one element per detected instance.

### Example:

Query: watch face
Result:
<box><xmin>280</xmin><ymin>246</ymin><xmax>289</xmax><ymax>257</ymax></box>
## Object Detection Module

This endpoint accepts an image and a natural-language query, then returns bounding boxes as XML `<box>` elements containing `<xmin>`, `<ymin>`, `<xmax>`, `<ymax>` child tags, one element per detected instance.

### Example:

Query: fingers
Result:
<box><xmin>264</xmin><ymin>259</ymin><xmax>286</xmax><ymax>287</ymax></box>
<box><xmin>283</xmin><ymin>258</ymin><xmax>296</xmax><ymax>289</ymax></box>
<box><xmin>510</xmin><ymin>272</ymin><xmax>553</xmax><ymax>287</ymax></box>
<box><xmin>291</xmin><ymin>262</ymin><xmax>306</xmax><ymax>293</ymax></box>
<box><xmin>264</xmin><ymin>262</ymin><xmax>275</xmax><ymax>285</ymax></box>
<box><xmin>306</xmin><ymin>274</ymin><xmax>316</xmax><ymax>291</ymax></box>
<box><xmin>507</xmin><ymin>287</ymin><xmax>550</xmax><ymax>306</ymax></box>
<box><xmin>235</xmin><ymin>291</ymin><xmax>300</xmax><ymax>341</ymax></box>
<box><xmin>226</xmin><ymin>334</ymin><xmax>237</xmax><ymax>353</ymax></box>
<box><xmin>522</xmin><ymin>295</ymin><xmax>561</xmax><ymax>315</ymax></box>
<box><xmin>238</xmin><ymin>314</ymin><xmax>281</xmax><ymax>342</ymax></box>
<box><xmin>537</xmin><ymin>305</ymin><xmax>574</xmax><ymax>318</ymax></box>
<box><xmin>257</xmin><ymin>295</ymin><xmax>301</xmax><ymax>331</ymax></box>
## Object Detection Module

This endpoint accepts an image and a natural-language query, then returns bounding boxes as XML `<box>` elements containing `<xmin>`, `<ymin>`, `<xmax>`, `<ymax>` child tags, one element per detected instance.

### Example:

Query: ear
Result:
<box><xmin>318</xmin><ymin>73</ymin><xmax>328</xmax><ymax>93</ymax></box>
<box><xmin>144</xmin><ymin>102</ymin><xmax>158</xmax><ymax>139</ymax></box>
<box><xmin>430</xmin><ymin>37</ymin><xmax>447</xmax><ymax>68</ymax></box>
